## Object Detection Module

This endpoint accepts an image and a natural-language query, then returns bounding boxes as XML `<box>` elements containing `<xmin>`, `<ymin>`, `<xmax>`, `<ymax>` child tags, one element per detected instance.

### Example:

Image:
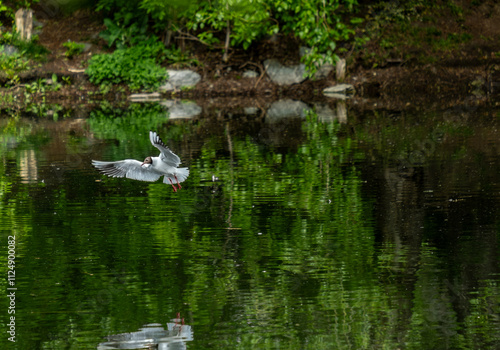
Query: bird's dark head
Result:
<box><xmin>141</xmin><ymin>156</ymin><xmax>153</xmax><ymax>167</ymax></box>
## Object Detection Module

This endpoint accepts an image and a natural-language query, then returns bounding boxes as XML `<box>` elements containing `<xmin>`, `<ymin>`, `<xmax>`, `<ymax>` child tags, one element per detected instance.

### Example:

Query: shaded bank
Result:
<box><xmin>2</xmin><ymin>1</ymin><xmax>500</xmax><ymax>112</ymax></box>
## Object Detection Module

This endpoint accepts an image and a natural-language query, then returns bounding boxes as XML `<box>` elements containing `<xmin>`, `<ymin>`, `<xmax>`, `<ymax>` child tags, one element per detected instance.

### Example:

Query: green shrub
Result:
<box><xmin>0</xmin><ymin>48</ymin><xmax>29</xmax><ymax>78</ymax></box>
<box><xmin>271</xmin><ymin>0</ymin><xmax>358</xmax><ymax>77</ymax></box>
<box><xmin>94</xmin><ymin>0</ymin><xmax>359</xmax><ymax>76</ymax></box>
<box><xmin>0</xmin><ymin>1</ymin><xmax>12</xmax><ymax>26</ymax></box>
<box><xmin>62</xmin><ymin>41</ymin><xmax>86</xmax><ymax>58</ymax></box>
<box><xmin>165</xmin><ymin>46</ymin><xmax>199</xmax><ymax>66</ymax></box>
<box><xmin>184</xmin><ymin>0</ymin><xmax>275</xmax><ymax>50</ymax></box>
<box><xmin>97</xmin><ymin>0</ymin><xmax>151</xmax><ymax>49</ymax></box>
<box><xmin>100</xmin><ymin>15</ymin><xmax>150</xmax><ymax>49</ymax></box>
<box><xmin>0</xmin><ymin>31</ymin><xmax>49</xmax><ymax>61</ymax></box>
<box><xmin>86</xmin><ymin>42</ymin><xmax>167</xmax><ymax>90</ymax></box>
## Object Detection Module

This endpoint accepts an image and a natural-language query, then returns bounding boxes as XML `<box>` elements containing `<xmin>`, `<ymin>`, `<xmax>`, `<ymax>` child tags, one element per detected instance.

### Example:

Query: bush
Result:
<box><xmin>62</xmin><ymin>41</ymin><xmax>86</xmax><ymax>58</ymax></box>
<box><xmin>184</xmin><ymin>0</ymin><xmax>275</xmax><ymax>50</ymax></box>
<box><xmin>0</xmin><ymin>30</ymin><xmax>49</xmax><ymax>61</ymax></box>
<box><xmin>271</xmin><ymin>0</ymin><xmax>358</xmax><ymax>76</ymax></box>
<box><xmin>0</xmin><ymin>1</ymin><xmax>12</xmax><ymax>26</ymax></box>
<box><xmin>97</xmin><ymin>0</ymin><xmax>151</xmax><ymax>49</ymax></box>
<box><xmin>86</xmin><ymin>41</ymin><xmax>167</xmax><ymax>90</ymax></box>
<box><xmin>94</xmin><ymin>0</ymin><xmax>359</xmax><ymax>75</ymax></box>
<box><xmin>0</xmin><ymin>48</ymin><xmax>29</xmax><ymax>79</ymax></box>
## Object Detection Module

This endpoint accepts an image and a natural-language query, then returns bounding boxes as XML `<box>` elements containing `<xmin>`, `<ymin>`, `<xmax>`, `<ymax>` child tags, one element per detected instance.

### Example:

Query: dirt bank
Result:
<box><xmin>2</xmin><ymin>2</ymin><xmax>500</xmax><ymax>113</ymax></box>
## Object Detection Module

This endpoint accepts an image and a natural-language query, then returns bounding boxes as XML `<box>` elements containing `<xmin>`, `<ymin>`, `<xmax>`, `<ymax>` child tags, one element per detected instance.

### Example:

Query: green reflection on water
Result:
<box><xmin>0</xmin><ymin>104</ymin><xmax>499</xmax><ymax>349</ymax></box>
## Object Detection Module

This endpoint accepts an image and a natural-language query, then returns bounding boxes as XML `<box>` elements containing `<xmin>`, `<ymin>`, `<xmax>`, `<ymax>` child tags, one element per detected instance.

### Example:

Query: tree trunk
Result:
<box><xmin>223</xmin><ymin>20</ymin><xmax>230</xmax><ymax>62</ymax></box>
<box><xmin>15</xmin><ymin>9</ymin><xmax>33</xmax><ymax>41</ymax></box>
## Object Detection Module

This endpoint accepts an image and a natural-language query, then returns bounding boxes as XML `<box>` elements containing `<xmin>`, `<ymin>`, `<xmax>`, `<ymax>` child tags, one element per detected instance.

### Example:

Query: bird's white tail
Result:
<box><xmin>164</xmin><ymin>167</ymin><xmax>189</xmax><ymax>184</ymax></box>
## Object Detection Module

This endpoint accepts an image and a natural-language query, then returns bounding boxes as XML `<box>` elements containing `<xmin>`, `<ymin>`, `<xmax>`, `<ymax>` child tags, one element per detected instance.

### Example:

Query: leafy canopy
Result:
<box><xmin>95</xmin><ymin>0</ymin><xmax>359</xmax><ymax>74</ymax></box>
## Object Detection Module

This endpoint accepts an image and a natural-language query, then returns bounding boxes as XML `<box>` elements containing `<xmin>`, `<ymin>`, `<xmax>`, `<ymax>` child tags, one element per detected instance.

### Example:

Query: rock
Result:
<box><xmin>315</xmin><ymin>62</ymin><xmax>334</xmax><ymax>80</ymax></box>
<box><xmin>323</xmin><ymin>84</ymin><xmax>355</xmax><ymax>99</ymax></box>
<box><xmin>33</xmin><ymin>18</ymin><xmax>44</xmax><ymax>36</ymax></box>
<box><xmin>244</xmin><ymin>107</ymin><xmax>259</xmax><ymax>115</ymax></box>
<box><xmin>264</xmin><ymin>59</ymin><xmax>307</xmax><ymax>86</ymax></box>
<box><xmin>242</xmin><ymin>70</ymin><xmax>259</xmax><ymax>78</ymax></box>
<box><xmin>0</xmin><ymin>45</ymin><xmax>19</xmax><ymax>56</ymax></box>
<box><xmin>81</xmin><ymin>42</ymin><xmax>93</xmax><ymax>52</ymax></box>
<box><xmin>128</xmin><ymin>93</ymin><xmax>161</xmax><ymax>102</ymax></box>
<box><xmin>263</xmin><ymin>48</ymin><xmax>335</xmax><ymax>85</ymax></box>
<box><xmin>322</xmin><ymin>93</ymin><xmax>349</xmax><ymax>100</ymax></box>
<box><xmin>160</xmin><ymin>70</ymin><xmax>201</xmax><ymax>91</ymax></box>
<box><xmin>33</xmin><ymin>19</ymin><xmax>44</xmax><ymax>28</ymax></box>
<box><xmin>266</xmin><ymin>99</ymin><xmax>310</xmax><ymax>121</ymax></box>
<box><xmin>160</xmin><ymin>100</ymin><xmax>202</xmax><ymax>119</ymax></box>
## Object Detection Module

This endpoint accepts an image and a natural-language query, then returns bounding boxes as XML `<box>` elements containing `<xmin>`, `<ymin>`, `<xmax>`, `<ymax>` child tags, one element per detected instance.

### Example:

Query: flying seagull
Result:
<box><xmin>92</xmin><ymin>131</ymin><xmax>189</xmax><ymax>192</ymax></box>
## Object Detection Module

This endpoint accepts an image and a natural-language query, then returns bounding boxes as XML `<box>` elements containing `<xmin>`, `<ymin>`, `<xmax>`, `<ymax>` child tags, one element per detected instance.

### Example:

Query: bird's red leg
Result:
<box><xmin>168</xmin><ymin>178</ymin><xmax>178</xmax><ymax>192</ymax></box>
<box><xmin>175</xmin><ymin>175</ymin><xmax>182</xmax><ymax>189</ymax></box>
<box><xmin>174</xmin><ymin>312</ymin><xmax>184</xmax><ymax>333</ymax></box>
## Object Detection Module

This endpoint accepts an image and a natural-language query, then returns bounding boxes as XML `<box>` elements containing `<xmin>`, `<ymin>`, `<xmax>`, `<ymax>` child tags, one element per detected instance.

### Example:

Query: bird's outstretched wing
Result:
<box><xmin>149</xmin><ymin>131</ymin><xmax>181</xmax><ymax>167</ymax></box>
<box><xmin>92</xmin><ymin>160</ymin><xmax>162</xmax><ymax>182</ymax></box>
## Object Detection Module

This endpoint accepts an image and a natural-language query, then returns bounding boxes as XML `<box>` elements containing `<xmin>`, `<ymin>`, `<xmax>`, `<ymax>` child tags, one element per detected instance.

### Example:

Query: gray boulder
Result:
<box><xmin>160</xmin><ymin>70</ymin><xmax>201</xmax><ymax>91</ymax></box>
<box><xmin>0</xmin><ymin>45</ymin><xmax>19</xmax><ymax>56</ymax></box>
<box><xmin>264</xmin><ymin>59</ymin><xmax>307</xmax><ymax>86</ymax></box>
<box><xmin>323</xmin><ymin>84</ymin><xmax>355</xmax><ymax>99</ymax></box>
<box><xmin>242</xmin><ymin>70</ymin><xmax>259</xmax><ymax>78</ymax></box>
<box><xmin>128</xmin><ymin>93</ymin><xmax>161</xmax><ymax>102</ymax></box>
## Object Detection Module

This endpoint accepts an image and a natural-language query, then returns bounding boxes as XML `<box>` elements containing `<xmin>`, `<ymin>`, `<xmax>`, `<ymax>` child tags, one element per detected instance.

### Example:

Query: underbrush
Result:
<box><xmin>0</xmin><ymin>30</ymin><xmax>49</xmax><ymax>85</ymax></box>
<box><xmin>85</xmin><ymin>40</ymin><xmax>167</xmax><ymax>91</ymax></box>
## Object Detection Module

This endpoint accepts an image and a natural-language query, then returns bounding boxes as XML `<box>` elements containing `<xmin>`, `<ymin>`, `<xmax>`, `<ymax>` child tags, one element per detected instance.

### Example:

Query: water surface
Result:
<box><xmin>0</xmin><ymin>101</ymin><xmax>499</xmax><ymax>349</ymax></box>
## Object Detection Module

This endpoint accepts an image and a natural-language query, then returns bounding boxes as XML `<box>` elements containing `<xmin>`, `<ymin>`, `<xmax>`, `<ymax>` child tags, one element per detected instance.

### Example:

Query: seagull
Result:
<box><xmin>92</xmin><ymin>131</ymin><xmax>189</xmax><ymax>192</ymax></box>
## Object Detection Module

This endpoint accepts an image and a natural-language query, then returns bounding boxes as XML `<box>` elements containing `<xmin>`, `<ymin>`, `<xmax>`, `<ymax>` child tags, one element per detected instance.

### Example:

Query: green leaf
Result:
<box><xmin>350</xmin><ymin>17</ymin><xmax>364</xmax><ymax>25</ymax></box>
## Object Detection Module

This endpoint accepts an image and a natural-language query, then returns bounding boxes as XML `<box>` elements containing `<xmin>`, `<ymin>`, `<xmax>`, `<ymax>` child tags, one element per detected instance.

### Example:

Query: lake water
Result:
<box><xmin>1</xmin><ymin>98</ymin><xmax>499</xmax><ymax>349</ymax></box>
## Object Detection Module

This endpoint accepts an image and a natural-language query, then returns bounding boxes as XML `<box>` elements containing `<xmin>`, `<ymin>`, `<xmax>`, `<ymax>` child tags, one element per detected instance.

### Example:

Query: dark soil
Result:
<box><xmin>2</xmin><ymin>1</ymin><xmax>500</xmax><ymax>113</ymax></box>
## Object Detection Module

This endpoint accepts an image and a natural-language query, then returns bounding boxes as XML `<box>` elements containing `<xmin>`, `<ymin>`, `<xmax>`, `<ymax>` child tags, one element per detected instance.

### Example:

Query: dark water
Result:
<box><xmin>1</xmin><ymin>101</ymin><xmax>499</xmax><ymax>349</ymax></box>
